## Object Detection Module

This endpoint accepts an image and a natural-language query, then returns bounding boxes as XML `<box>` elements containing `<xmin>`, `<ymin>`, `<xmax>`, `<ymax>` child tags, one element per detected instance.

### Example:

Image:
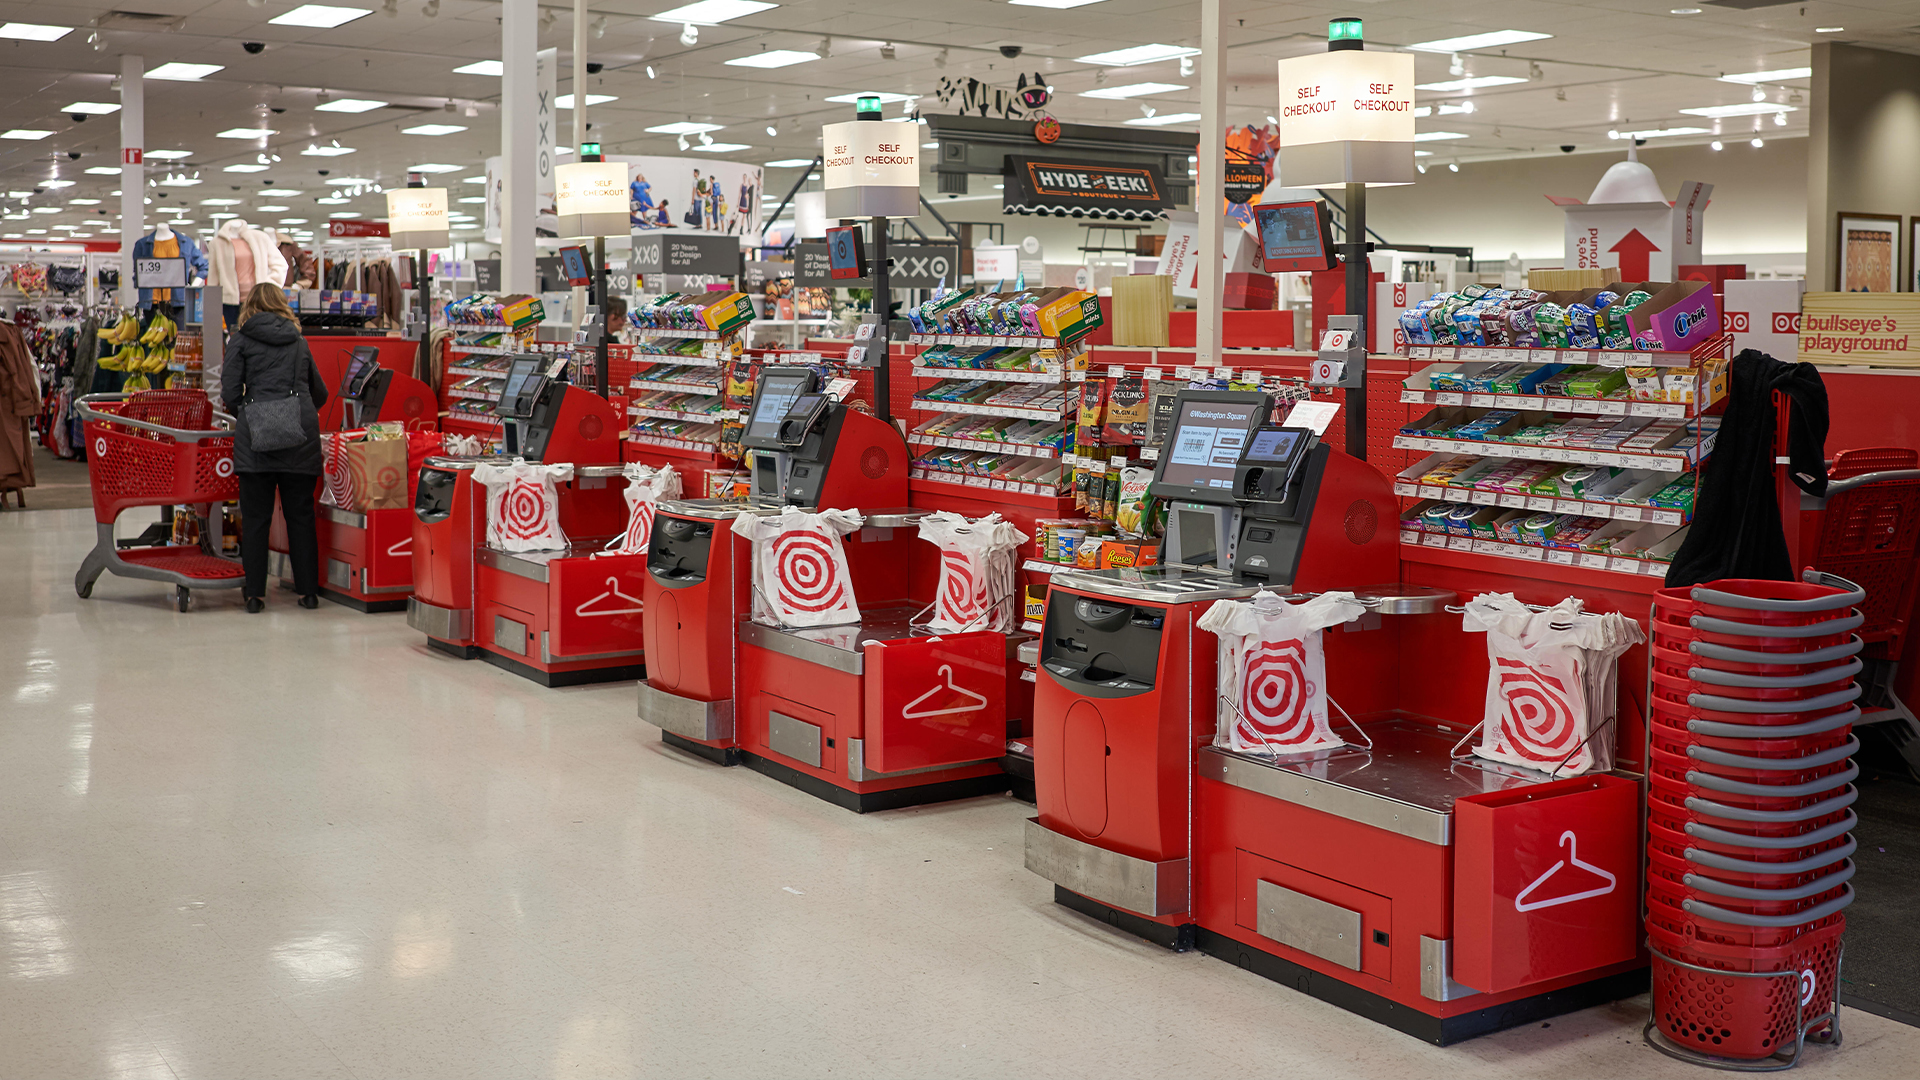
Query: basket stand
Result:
<box><xmin>1643</xmin><ymin>943</ymin><xmax>1843</xmax><ymax>1072</ymax></box>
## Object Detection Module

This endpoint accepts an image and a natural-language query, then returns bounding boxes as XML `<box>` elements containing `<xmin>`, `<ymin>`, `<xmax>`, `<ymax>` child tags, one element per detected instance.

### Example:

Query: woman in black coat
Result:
<box><xmin>221</xmin><ymin>282</ymin><xmax>328</xmax><ymax>612</ymax></box>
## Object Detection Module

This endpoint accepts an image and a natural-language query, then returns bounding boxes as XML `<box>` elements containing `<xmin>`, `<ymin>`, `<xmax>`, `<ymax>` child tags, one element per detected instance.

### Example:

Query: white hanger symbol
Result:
<box><xmin>575</xmin><ymin>575</ymin><xmax>645</xmax><ymax>618</ymax></box>
<box><xmin>901</xmin><ymin>664</ymin><xmax>988</xmax><ymax>719</ymax></box>
<box><xmin>1514</xmin><ymin>830</ymin><xmax>1617</xmax><ymax>912</ymax></box>
<box><xmin>387</xmin><ymin>537</ymin><xmax>411</xmax><ymax>557</ymax></box>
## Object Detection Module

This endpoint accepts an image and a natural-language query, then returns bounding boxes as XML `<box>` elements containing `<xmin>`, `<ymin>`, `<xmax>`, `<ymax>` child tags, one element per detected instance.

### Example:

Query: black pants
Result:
<box><xmin>239</xmin><ymin>471</ymin><xmax>319</xmax><ymax>599</ymax></box>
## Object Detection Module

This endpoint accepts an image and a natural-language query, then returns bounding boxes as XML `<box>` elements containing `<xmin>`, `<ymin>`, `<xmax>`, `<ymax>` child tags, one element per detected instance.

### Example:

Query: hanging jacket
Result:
<box><xmin>1665</xmin><ymin>349</ymin><xmax>1829</xmax><ymax>587</ymax></box>
<box><xmin>220</xmin><ymin>313</ymin><xmax>329</xmax><ymax>474</ymax></box>
<box><xmin>131</xmin><ymin>231</ymin><xmax>210</xmax><ymax>308</ymax></box>
<box><xmin>0</xmin><ymin>321</ymin><xmax>38</xmax><ymax>489</ymax></box>
<box><xmin>207</xmin><ymin>221</ymin><xmax>290</xmax><ymax>307</ymax></box>
<box><xmin>280</xmin><ymin>241</ymin><xmax>316</xmax><ymax>289</ymax></box>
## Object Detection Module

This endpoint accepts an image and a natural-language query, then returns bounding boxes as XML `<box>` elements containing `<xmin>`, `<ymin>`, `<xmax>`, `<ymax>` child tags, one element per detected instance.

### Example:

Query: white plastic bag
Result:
<box><xmin>916</xmin><ymin>511</ymin><xmax>1030</xmax><ymax>633</ymax></box>
<box><xmin>1197</xmin><ymin>590</ymin><xmax>1366</xmax><ymax>754</ymax></box>
<box><xmin>1461</xmin><ymin>593</ymin><xmax>1643</xmax><ymax>777</ymax></box>
<box><xmin>731</xmin><ymin>507</ymin><xmax>865</xmax><ymax>627</ymax></box>
<box><xmin>442</xmin><ymin>433</ymin><xmax>489</xmax><ymax>457</ymax></box>
<box><xmin>603</xmin><ymin>462</ymin><xmax>682</xmax><ymax>556</ymax></box>
<box><xmin>472</xmin><ymin>458</ymin><xmax>574</xmax><ymax>553</ymax></box>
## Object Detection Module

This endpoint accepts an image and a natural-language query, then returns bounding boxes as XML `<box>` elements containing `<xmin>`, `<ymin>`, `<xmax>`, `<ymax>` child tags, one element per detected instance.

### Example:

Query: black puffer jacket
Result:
<box><xmin>220</xmin><ymin>313</ymin><xmax>328</xmax><ymax>474</ymax></box>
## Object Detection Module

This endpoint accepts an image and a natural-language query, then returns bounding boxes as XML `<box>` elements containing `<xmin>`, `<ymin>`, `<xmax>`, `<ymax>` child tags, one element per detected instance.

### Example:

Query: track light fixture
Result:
<box><xmin>934</xmin><ymin>48</ymin><xmax>948</xmax><ymax>69</ymax></box>
<box><xmin>591</xmin><ymin>15</ymin><xmax>607</xmax><ymax>38</ymax></box>
<box><xmin>1528</xmin><ymin>61</ymin><xmax>1543</xmax><ymax>80</ymax></box>
<box><xmin>677</xmin><ymin>134</ymin><xmax>689</xmax><ymax>150</ymax></box>
<box><xmin>880</xmin><ymin>42</ymin><xmax>896</xmax><ymax>60</ymax></box>
<box><xmin>1179</xmin><ymin>55</ymin><xmax>1194</xmax><ymax>77</ymax></box>
<box><xmin>816</xmin><ymin>35</ymin><xmax>830</xmax><ymax>58</ymax></box>
<box><xmin>680</xmin><ymin>22</ymin><xmax>697</xmax><ymax>45</ymax></box>
<box><xmin>1449</xmin><ymin>53</ymin><xmax>1464</xmax><ymax>76</ymax></box>
<box><xmin>646</xmin><ymin>65</ymin><xmax>656</xmax><ymax>79</ymax></box>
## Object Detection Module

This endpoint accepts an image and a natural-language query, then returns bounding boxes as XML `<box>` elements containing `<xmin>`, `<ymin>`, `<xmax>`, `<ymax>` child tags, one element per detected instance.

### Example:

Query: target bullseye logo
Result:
<box><xmin>500</xmin><ymin>480</ymin><xmax>554</xmax><ymax>541</ymax></box>
<box><xmin>376</xmin><ymin>466</ymin><xmax>400</xmax><ymax>490</ymax></box>
<box><xmin>622</xmin><ymin>503</ymin><xmax>657</xmax><ymax>553</ymax></box>
<box><xmin>771</xmin><ymin>531</ymin><xmax>849</xmax><ymax>614</ymax></box>
<box><xmin>1800</xmin><ymin>969</ymin><xmax>1817</xmax><ymax>1006</ymax></box>
<box><xmin>214</xmin><ymin>457</ymin><xmax>234</xmax><ymax>478</ymax></box>
<box><xmin>940</xmin><ymin>550</ymin><xmax>984</xmax><ymax>622</ymax></box>
<box><xmin>1239</xmin><ymin>638</ymin><xmax>1313</xmax><ymax>745</ymax></box>
<box><xmin>1495</xmin><ymin>657</ymin><xmax>1581</xmax><ymax>761</ymax></box>
<box><xmin>94</xmin><ymin>436</ymin><xmax>108</xmax><ymax>458</ymax></box>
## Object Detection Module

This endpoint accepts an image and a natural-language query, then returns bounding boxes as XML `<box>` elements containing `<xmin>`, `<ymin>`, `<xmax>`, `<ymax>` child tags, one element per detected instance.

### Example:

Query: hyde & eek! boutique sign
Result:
<box><xmin>1004</xmin><ymin>157</ymin><xmax>1171</xmax><ymax>219</ymax></box>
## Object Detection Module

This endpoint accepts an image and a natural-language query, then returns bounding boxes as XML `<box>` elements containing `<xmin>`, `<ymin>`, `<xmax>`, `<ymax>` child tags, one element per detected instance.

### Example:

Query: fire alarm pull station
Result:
<box><xmin>1312</xmin><ymin>314</ymin><xmax>1366</xmax><ymax>389</ymax></box>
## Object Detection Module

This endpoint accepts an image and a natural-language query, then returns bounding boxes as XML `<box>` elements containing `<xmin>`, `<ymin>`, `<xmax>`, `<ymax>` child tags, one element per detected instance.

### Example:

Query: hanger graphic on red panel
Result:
<box><xmin>575</xmin><ymin>575</ymin><xmax>645</xmax><ymax>618</ymax></box>
<box><xmin>1513</xmin><ymin>830</ymin><xmax>1617</xmax><ymax>912</ymax></box>
<box><xmin>902</xmin><ymin>664</ymin><xmax>988</xmax><ymax>720</ymax></box>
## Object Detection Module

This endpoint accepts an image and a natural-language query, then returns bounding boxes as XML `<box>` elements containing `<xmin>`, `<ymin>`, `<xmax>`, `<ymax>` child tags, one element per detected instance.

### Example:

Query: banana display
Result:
<box><xmin>95</xmin><ymin>309</ymin><xmax>179</xmax><ymax>377</ymax></box>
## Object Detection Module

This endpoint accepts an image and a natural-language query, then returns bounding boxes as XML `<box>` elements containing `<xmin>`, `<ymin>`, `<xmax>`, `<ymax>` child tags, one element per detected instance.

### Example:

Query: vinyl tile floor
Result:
<box><xmin>4</xmin><ymin>507</ymin><xmax>1916</xmax><ymax>1079</ymax></box>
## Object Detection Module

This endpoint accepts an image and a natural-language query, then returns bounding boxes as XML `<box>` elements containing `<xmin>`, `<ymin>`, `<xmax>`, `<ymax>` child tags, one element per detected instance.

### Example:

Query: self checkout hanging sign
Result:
<box><xmin>1275</xmin><ymin>50</ymin><xmax>1416</xmax><ymax>187</ymax></box>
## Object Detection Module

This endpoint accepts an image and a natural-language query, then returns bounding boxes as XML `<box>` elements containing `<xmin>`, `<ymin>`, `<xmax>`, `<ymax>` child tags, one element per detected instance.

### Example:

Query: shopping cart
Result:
<box><xmin>1796</xmin><ymin>448</ymin><xmax>1920</xmax><ymax>769</ymax></box>
<box><xmin>73</xmin><ymin>391</ymin><xmax>244</xmax><ymax>612</ymax></box>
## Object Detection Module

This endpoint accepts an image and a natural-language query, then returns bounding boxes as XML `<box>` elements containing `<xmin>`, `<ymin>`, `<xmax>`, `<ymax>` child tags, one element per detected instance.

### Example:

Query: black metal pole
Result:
<box><xmin>1343</xmin><ymin>181</ymin><xmax>1368</xmax><ymax>461</ymax></box>
<box><xmin>416</xmin><ymin>247</ymin><xmax>430</xmax><ymax>383</ymax></box>
<box><xmin>593</xmin><ymin>233</ymin><xmax>609</xmax><ymax>396</ymax></box>
<box><xmin>872</xmin><ymin>216</ymin><xmax>890</xmax><ymax>424</ymax></box>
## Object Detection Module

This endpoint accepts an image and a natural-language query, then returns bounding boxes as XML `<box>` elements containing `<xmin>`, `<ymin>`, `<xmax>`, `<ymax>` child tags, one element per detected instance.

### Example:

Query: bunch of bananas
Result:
<box><xmin>95</xmin><ymin>310</ymin><xmax>177</xmax><ymax>373</ymax></box>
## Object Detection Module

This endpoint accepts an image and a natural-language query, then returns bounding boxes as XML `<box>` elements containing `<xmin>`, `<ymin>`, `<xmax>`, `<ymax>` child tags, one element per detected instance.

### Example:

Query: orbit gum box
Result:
<box><xmin>1615</xmin><ymin>279</ymin><xmax>1720</xmax><ymax>352</ymax></box>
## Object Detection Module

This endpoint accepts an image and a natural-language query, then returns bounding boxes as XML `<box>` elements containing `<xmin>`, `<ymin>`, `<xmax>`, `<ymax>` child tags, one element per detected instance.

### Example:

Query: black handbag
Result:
<box><xmin>244</xmin><ymin>389</ymin><xmax>306</xmax><ymax>452</ymax></box>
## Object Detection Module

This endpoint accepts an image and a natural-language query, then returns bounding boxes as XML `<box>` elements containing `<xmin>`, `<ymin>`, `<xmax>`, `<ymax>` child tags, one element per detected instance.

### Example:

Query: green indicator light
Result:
<box><xmin>856</xmin><ymin>94</ymin><xmax>883</xmax><ymax>117</ymax></box>
<box><xmin>1329</xmin><ymin>18</ymin><xmax>1363</xmax><ymax>41</ymax></box>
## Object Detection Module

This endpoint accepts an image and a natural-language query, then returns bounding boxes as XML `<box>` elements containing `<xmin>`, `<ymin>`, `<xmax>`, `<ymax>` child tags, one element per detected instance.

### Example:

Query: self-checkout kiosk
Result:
<box><xmin>641</xmin><ymin>367</ymin><xmax>1012</xmax><ymax>810</ymax></box>
<box><xmin>408</xmin><ymin>355</ymin><xmax>639</xmax><ymax>685</ymax></box>
<box><xmin>1025</xmin><ymin>388</ymin><xmax>1644</xmax><ymax>1042</ymax></box>
<box><xmin>268</xmin><ymin>347</ymin><xmax>440</xmax><ymax>610</ymax></box>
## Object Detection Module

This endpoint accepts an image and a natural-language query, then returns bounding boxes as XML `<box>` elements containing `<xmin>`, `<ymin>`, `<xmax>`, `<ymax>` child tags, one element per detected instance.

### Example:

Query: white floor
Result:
<box><xmin>4</xmin><ymin>506</ymin><xmax>1914</xmax><ymax>1080</ymax></box>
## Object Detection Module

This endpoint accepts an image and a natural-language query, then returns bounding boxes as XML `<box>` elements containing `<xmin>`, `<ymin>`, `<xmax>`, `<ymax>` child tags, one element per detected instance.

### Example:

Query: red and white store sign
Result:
<box><xmin>122</xmin><ymin>148</ymin><xmax>142</xmax><ymax>165</ymax></box>
<box><xmin>329</xmin><ymin>219</ymin><xmax>390</xmax><ymax>238</ymax></box>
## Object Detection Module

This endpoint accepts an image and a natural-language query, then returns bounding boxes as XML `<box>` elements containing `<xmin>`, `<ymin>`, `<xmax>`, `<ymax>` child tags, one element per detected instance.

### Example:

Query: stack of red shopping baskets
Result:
<box><xmin>1645</xmin><ymin>571</ymin><xmax>1865</xmax><ymax>1068</ymax></box>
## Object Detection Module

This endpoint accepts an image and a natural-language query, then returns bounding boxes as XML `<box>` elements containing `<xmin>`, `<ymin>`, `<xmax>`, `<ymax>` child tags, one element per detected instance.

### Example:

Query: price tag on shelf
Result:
<box><xmin>1498</xmin><ymin>493</ymin><xmax>1530</xmax><ymax>510</ymax></box>
<box><xmin>991</xmin><ymin>479</ymin><xmax>1010</xmax><ymax>491</ymax></box>
<box><xmin>1144</xmin><ymin>367</ymin><xmax>1164</xmax><ymax>380</ymax></box>
<box><xmin>1469</xmin><ymin>489</ymin><xmax>1498</xmax><ymax>506</ymax></box>
<box><xmin>1400</xmin><ymin>530</ymin><xmax>1422</xmax><ymax>546</ymax></box>
<box><xmin>1392</xmin><ymin>481</ymin><xmax>1417</xmax><ymax>497</ymax></box>
<box><xmin>1448</xmin><ymin>533</ymin><xmax>1475</xmax><ymax>551</ymax></box>
<box><xmin>1434</xmin><ymin>391</ymin><xmax>1464</xmax><ymax>406</ymax></box>
<box><xmin>1422</xmin><ymin>531</ymin><xmax>1450</xmax><ymax>548</ymax></box>
<box><xmin>1473</xmin><ymin>539</ymin><xmax>1505</xmax><ymax>556</ymax></box>
<box><xmin>1518</xmin><ymin>395</ymin><xmax>1545</xmax><ymax>410</ymax></box>
<box><xmin>1597</xmin><ymin>400</ymin><xmax>1627</xmax><ymax>416</ymax></box>
<box><xmin>1467</xmin><ymin>394</ymin><xmax>1495</xmax><ymax>408</ymax></box>
<box><xmin>1652</xmin><ymin>509</ymin><xmax>1683</xmax><ymax>526</ymax></box>
<box><xmin>1546</xmin><ymin>549</ymin><xmax>1576</xmax><ymax>566</ymax></box>
<box><xmin>1107</xmin><ymin>365</ymin><xmax>1126</xmax><ymax>378</ymax></box>
<box><xmin>1494</xmin><ymin>395</ymin><xmax>1524</xmax><ymax>410</ymax></box>
<box><xmin>1526</xmin><ymin>496</ymin><xmax>1557</xmax><ymax>512</ymax></box>
<box><xmin>1597</xmin><ymin>351</ymin><xmax>1633</xmax><ymax>368</ymax></box>
<box><xmin>1415</xmin><ymin>484</ymin><xmax>1443</xmax><ymax>501</ymax></box>
<box><xmin>1614</xmin><ymin>505</ymin><xmax>1647</xmax><ymax>522</ymax></box>
<box><xmin>1530</xmin><ymin>350</ymin><xmax>1559</xmax><ymax>364</ymax></box>
<box><xmin>1579</xmin><ymin>552</ymin><xmax>1613</xmax><ymax>571</ymax></box>
<box><xmin>1554</xmin><ymin>499</ymin><xmax>1584</xmax><ymax>515</ymax></box>
<box><xmin>1175</xmin><ymin>367</ymin><xmax>1197</xmax><ymax>380</ymax></box>
<box><xmin>1518</xmin><ymin>544</ymin><xmax>1546</xmax><ymax>562</ymax></box>
<box><xmin>1612</xmin><ymin>556</ymin><xmax>1648</xmax><ymax>575</ymax></box>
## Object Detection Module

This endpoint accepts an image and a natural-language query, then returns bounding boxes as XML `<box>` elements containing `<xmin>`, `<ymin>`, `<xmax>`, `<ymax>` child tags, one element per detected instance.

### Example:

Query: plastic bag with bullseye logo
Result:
<box><xmin>915</xmin><ymin>510</ymin><xmax>1030</xmax><ymax>633</ymax></box>
<box><xmin>602</xmin><ymin>462</ymin><xmax>682</xmax><ymax>556</ymax></box>
<box><xmin>472</xmin><ymin>458</ymin><xmax>575</xmax><ymax>553</ymax></box>
<box><xmin>1197</xmin><ymin>590</ymin><xmax>1366</xmax><ymax>755</ymax></box>
<box><xmin>731</xmin><ymin>507</ymin><xmax>865</xmax><ymax>628</ymax></box>
<box><xmin>1460</xmin><ymin>593</ymin><xmax>1642</xmax><ymax>777</ymax></box>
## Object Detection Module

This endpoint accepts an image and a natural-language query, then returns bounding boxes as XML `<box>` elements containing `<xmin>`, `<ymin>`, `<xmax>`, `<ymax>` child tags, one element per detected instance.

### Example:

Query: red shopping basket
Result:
<box><xmin>1650</xmin><ymin>662</ymin><xmax>1859</xmax><ymax>704</ymax></box>
<box><xmin>1649</xmin><ymin>710</ymin><xmax>1856</xmax><ymax>757</ymax></box>
<box><xmin>1659</xmin><ymin>636</ymin><xmax>1866</xmax><ymax>677</ymax></box>
<box><xmin>1649</xmin><ymin>919</ymin><xmax>1843</xmax><ymax>1061</ymax></box>
<box><xmin>1648</xmin><ymin>781</ymin><xmax>1856</xmax><ymax>841</ymax></box>
<box><xmin>1648</xmin><ymin>840</ymin><xmax>1853</xmax><ymax>892</ymax></box>
<box><xmin>1653</xmin><ymin>609</ymin><xmax>1865</xmax><ymax>653</ymax></box>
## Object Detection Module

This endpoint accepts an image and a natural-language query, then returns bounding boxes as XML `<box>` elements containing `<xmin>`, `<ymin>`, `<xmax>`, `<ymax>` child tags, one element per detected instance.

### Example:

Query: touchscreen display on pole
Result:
<box><xmin>1255</xmin><ymin>201</ymin><xmax>1334</xmax><ymax>273</ymax></box>
<box><xmin>342</xmin><ymin>347</ymin><xmax>378</xmax><ymax>398</ymax></box>
<box><xmin>743</xmin><ymin>368</ymin><xmax>816</xmax><ymax>446</ymax></box>
<box><xmin>1243</xmin><ymin>428</ymin><xmax>1303</xmax><ymax>464</ymax></box>
<box><xmin>497</xmin><ymin>357</ymin><xmax>542</xmax><ymax>413</ymax></box>
<box><xmin>1153</xmin><ymin>397</ymin><xmax>1263</xmax><ymax>498</ymax></box>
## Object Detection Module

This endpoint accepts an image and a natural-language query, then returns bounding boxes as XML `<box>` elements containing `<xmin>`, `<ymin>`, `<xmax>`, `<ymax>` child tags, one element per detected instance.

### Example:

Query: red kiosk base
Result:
<box><xmin>270</xmin><ymin>504</ymin><xmax>418</xmax><ymax>612</ymax></box>
<box><xmin>732</xmin><ymin>609</ymin><xmax>1015</xmax><ymax>813</ymax></box>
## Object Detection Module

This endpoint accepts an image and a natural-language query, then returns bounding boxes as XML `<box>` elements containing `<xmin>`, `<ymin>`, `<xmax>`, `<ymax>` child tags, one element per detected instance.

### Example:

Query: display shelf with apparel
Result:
<box><xmin>314</xmin><ymin>236</ymin><xmax>404</xmax><ymax>331</ymax></box>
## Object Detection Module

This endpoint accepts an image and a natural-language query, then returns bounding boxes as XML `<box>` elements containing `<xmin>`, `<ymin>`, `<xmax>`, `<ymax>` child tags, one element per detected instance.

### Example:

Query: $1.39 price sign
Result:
<box><xmin>133</xmin><ymin>258</ymin><xmax>188</xmax><ymax>289</ymax></box>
